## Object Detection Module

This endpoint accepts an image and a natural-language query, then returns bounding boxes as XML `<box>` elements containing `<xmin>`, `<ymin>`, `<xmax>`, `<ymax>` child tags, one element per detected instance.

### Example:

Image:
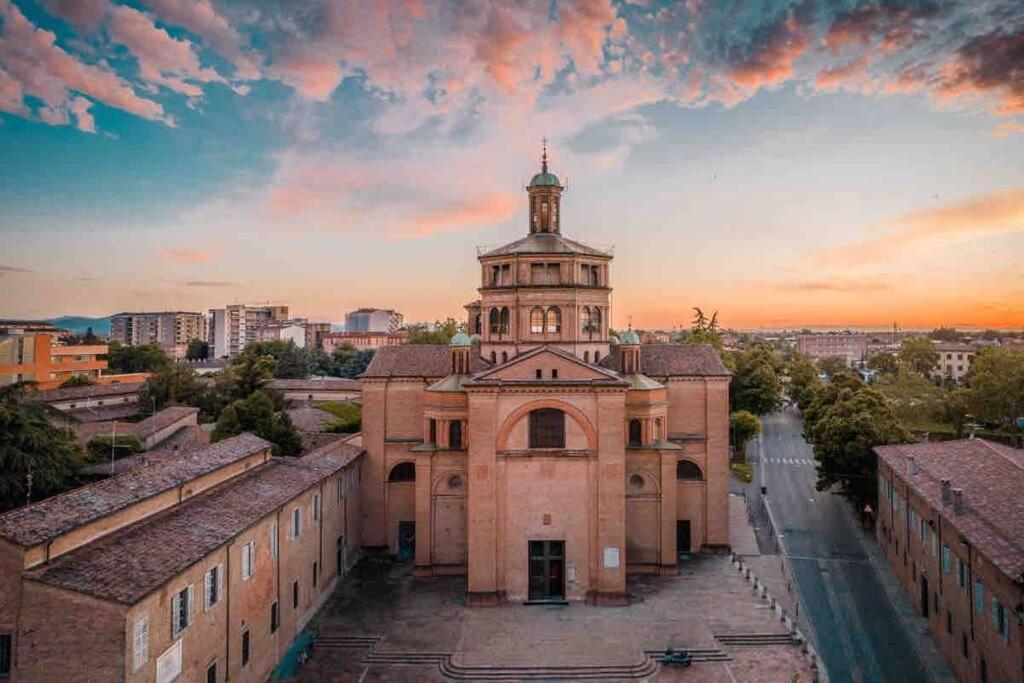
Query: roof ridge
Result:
<box><xmin>976</xmin><ymin>438</ymin><xmax>1024</xmax><ymax>472</ymax></box>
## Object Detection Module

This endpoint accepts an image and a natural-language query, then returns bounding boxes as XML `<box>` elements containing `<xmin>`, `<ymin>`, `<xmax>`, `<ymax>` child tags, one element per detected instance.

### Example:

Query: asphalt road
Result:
<box><xmin>755</xmin><ymin>410</ymin><xmax>931</xmax><ymax>683</ymax></box>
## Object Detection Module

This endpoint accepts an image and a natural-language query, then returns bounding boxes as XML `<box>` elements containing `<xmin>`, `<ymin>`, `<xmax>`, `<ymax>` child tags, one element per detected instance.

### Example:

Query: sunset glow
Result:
<box><xmin>1</xmin><ymin>0</ymin><xmax>1022</xmax><ymax>330</ymax></box>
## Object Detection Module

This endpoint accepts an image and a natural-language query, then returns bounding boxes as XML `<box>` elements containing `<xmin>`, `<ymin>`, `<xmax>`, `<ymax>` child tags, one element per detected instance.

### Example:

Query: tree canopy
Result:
<box><xmin>785</xmin><ymin>353</ymin><xmax>820</xmax><ymax>410</ymax></box>
<box><xmin>898</xmin><ymin>336</ymin><xmax>939</xmax><ymax>376</ymax></box>
<box><xmin>730</xmin><ymin>410</ymin><xmax>761</xmax><ymax>457</ymax></box>
<box><xmin>966</xmin><ymin>347</ymin><xmax>1024</xmax><ymax>429</ymax></box>
<box><xmin>406</xmin><ymin>318</ymin><xmax>463</xmax><ymax>345</ymax></box>
<box><xmin>0</xmin><ymin>384</ymin><xmax>89</xmax><ymax>511</ymax></box>
<box><xmin>314</xmin><ymin>344</ymin><xmax>375</xmax><ymax>378</ymax></box>
<box><xmin>866</xmin><ymin>351</ymin><xmax>899</xmax><ymax>376</ymax></box>
<box><xmin>816</xmin><ymin>356</ymin><xmax>848</xmax><ymax>379</ymax></box>
<box><xmin>729</xmin><ymin>344</ymin><xmax>783</xmax><ymax>415</ymax></box>
<box><xmin>678</xmin><ymin>307</ymin><xmax>723</xmax><ymax>350</ymax></box>
<box><xmin>185</xmin><ymin>338</ymin><xmax>209</xmax><ymax>361</ymax></box>
<box><xmin>105</xmin><ymin>343</ymin><xmax>171</xmax><ymax>374</ymax></box>
<box><xmin>213</xmin><ymin>390</ymin><xmax>302</xmax><ymax>456</ymax></box>
<box><xmin>59</xmin><ymin>374</ymin><xmax>97</xmax><ymax>388</ymax></box>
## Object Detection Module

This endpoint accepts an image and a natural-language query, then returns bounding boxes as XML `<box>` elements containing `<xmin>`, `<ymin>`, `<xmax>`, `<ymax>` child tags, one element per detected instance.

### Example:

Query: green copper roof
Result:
<box><xmin>450</xmin><ymin>331</ymin><xmax>472</xmax><ymax>347</ymax></box>
<box><xmin>620</xmin><ymin>329</ymin><xmax>640</xmax><ymax>345</ymax></box>
<box><xmin>529</xmin><ymin>171</ymin><xmax>561</xmax><ymax>187</ymax></box>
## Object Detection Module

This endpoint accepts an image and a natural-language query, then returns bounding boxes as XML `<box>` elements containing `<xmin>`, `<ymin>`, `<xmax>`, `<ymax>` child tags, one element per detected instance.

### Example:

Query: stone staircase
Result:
<box><xmin>313</xmin><ymin>634</ymin><xmax>382</xmax><ymax>650</ymax></box>
<box><xmin>715</xmin><ymin>633</ymin><xmax>801</xmax><ymax>647</ymax></box>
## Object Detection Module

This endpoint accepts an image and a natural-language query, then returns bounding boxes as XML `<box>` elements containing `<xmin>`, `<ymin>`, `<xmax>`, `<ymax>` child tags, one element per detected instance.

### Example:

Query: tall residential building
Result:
<box><xmin>0</xmin><ymin>433</ymin><xmax>363</xmax><ymax>683</ymax></box>
<box><xmin>110</xmin><ymin>311</ymin><xmax>206</xmax><ymax>360</ymax></box>
<box><xmin>208</xmin><ymin>304</ymin><xmax>289</xmax><ymax>358</ymax></box>
<box><xmin>931</xmin><ymin>342</ymin><xmax>977</xmax><ymax>383</ymax></box>
<box><xmin>876</xmin><ymin>440</ymin><xmax>1023</xmax><ymax>683</ymax></box>
<box><xmin>344</xmin><ymin>308</ymin><xmax>403</xmax><ymax>333</ymax></box>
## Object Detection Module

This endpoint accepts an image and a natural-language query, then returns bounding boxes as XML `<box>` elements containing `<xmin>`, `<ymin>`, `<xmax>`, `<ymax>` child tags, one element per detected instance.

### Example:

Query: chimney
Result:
<box><xmin>906</xmin><ymin>455</ymin><xmax>918</xmax><ymax>477</ymax></box>
<box><xmin>941</xmin><ymin>479</ymin><xmax>952</xmax><ymax>505</ymax></box>
<box><xmin>952</xmin><ymin>488</ymin><xmax>963</xmax><ymax>515</ymax></box>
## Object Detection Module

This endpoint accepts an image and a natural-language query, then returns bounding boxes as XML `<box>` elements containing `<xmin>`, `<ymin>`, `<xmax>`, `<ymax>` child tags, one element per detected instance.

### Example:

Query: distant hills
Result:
<box><xmin>48</xmin><ymin>316</ymin><xmax>112</xmax><ymax>336</ymax></box>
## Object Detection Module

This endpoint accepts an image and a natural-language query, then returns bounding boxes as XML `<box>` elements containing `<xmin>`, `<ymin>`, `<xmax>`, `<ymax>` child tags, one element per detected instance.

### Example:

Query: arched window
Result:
<box><xmin>529</xmin><ymin>408</ymin><xmax>565</xmax><ymax>448</ymax></box>
<box><xmin>490</xmin><ymin>351</ymin><xmax>497</xmax><ymax>364</ymax></box>
<box><xmin>628</xmin><ymin>419</ymin><xmax>642</xmax><ymax>446</ymax></box>
<box><xmin>584</xmin><ymin>351</ymin><xmax>590</xmax><ymax>362</ymax></box>
<box><xmin>500</xmin><ymin>307</ymin><xmax>510</xmax><ymax>334</ymax></box>
<box><xmin>489</xmin><ymin>308</ymin><xmax>501</xmax><ymax>334</ymax></box>
<box><xmin>388</xmin><ymin>462</ymin><xmax>416</xmax><ymax>482</ymax></box>
<box><xmin>581</xmin><ymin>307</ymin><xmax>592</xmax><ymax>333</ymax></box>
<box><xmin>473</xmin><ymin>314</ymin><xmax>482</xmax><ymax>335</ymax></box>
<box><xmin>428</xmin><ymin>418</ymin><xmax>437</xmax><ymax>444</ymax></box>
<box><xmin>592</xmin><ymin>307</ymin><xmax>602</xmax><ymax>335</ymax></box>
<box><xmin>546</xmin><ymin>307</ymin><xmax>561</xmax><ymax>333</ymax></box>
<box><xmin>654</xmin><ymin>417</ymin><xmax>662</xmax><ymax>441</ymax></box>
<box><xmin>593</xmin><ymin>351</ymin><xmax>600</xmax><ymax>363</ymax></box>
<box><xmin>501</xmin><ymin>351</ymin><xmax>508</xmax><ymax>363</ymax></box>
<box><xmin>676</xmin><ymin>460</ymin><xmax>703</xmax><ymax>481</ymax></box>
<box><xmin>530</xmin><ymin>307</ymin><xmax>545</xmax><ymax>333</ymax></box>
<box><xmin>448</xmin><ymin>421</ymin><xmax>463</xmax><ymax>450</ymax></box>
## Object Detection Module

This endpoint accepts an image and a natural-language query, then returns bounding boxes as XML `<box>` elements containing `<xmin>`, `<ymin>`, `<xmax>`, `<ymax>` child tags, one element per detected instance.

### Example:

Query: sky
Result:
<box><xmin>1</xmin><ymin>0</ymin><xmax>1023</xmax><ymax>331</ymax></box>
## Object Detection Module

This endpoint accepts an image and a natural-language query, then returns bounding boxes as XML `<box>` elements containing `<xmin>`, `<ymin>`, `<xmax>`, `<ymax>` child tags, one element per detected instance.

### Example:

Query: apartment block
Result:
<box><xmin>110</xmin><ymin>312</ymin><xmax>206</xmax><ymax>360</ymax></box>
<box><xmin>931</xmin><ymin>343</ymin><xmax>977</xmax><ymax>383</ymax></box>
<box><xmin>876</xmin><ymin>440</ymin><xmax>1023</xmax><ymax>683</ymax></box>
<box><xmin>323</xmin><ymin>330</ymin><xmax>408</xmax><ymax>353</ymax></box>
<box><xmin>344</xmin><ymin>308</ymin><xmax>403</xmax><ymax>334</ymax></box>
<box><xmin>0</xmin><ymin>433</ymin><xmax>363</xmax><ymax>682</ymax></box>
<box><xmin>208</xmin><ymin>304</ymin><xmax>290</xmax><ymax>358</ymax></box>
<box><xmin>0</xmin><ymin>331</ymin><xmax>107</xmax><ymax>389</ymax></box>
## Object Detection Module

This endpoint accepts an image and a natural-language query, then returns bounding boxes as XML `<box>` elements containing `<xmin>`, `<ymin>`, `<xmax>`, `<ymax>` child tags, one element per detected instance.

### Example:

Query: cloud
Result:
<box><xmin>722</xmin><ymin>6</ymin><xmax>813</xmax><ymax>94</ymax></box>
<box><xmin>774</xmin><ymin>279</ymin><xmax>891</xmax><ymax>293</ymax></box>
<box><xmin>0</xmin><ymin>265</ymin><xmax>32</xmax><ymax>273</ymax></box>
<box><xmin>935</xmin><ymin>27</ymin><xmax>1024</xmax><ymax>116</ymax></box>
<box><xmin>156</xmin><ymin>248</ymin><xmax>215</xmax><ymax>263</ymax></box>
<box><xmin>398</xmin><ymin>193</ymin><xmax>517</xmax><ymax>237</ymax></box>
<box><xmin>139</xmin><ymin>0</ymin><xmax>260</xmax><ymax>79</ymax></box>
<box><xmin>0</xmin><ymin>0</ymin><xmax>170</xmax><ymax>128</ymax></box>
<box><xmin>814</xmin><ymin>53</ymin><xmax>872</xmax><ymax>91</ymax></box>
<box><xmin>816</xmin><ymin>187</ymin><xmax>1024</xmax><ymax>265</ymax></box>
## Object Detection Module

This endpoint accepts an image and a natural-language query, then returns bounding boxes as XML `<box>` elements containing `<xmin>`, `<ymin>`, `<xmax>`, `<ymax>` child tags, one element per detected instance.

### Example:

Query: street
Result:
<box><xmin>752</xmin><ymin>410</ymin><xmax>933</xmax><ymax>683</ymax></box>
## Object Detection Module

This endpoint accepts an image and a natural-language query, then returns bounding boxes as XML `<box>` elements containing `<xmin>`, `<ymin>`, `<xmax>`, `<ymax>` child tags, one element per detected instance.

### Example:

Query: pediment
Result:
<box><xmin>469</xmin><ymin>346</ymin><xmax>625</xmax><ymax>384</ymax></box>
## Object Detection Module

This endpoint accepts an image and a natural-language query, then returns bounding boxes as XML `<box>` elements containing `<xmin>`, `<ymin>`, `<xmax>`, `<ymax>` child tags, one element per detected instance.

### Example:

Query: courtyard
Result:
<box><xmin>297</xmin><ymin>497</ymin><xmax>814</xmax><ymax>682</ymax></box>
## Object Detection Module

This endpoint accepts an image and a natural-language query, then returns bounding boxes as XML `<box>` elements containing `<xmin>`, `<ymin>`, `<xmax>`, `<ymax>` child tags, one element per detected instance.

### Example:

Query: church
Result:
<box><xmin>360</xmin><ymin>150</ymin><xmax>731</xmax><ymax>606</ymax></box>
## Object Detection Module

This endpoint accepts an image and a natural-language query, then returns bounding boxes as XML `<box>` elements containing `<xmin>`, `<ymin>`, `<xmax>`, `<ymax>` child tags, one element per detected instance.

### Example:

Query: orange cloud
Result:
<box><xmin>157</xmin><ymin>248</ymin><xmax>215</xmax><ymax>263</ymax></box>
<box><xmin>815</xmin><ymin>187</ymin><xmax>1024</xmax><ymax>265</ymax></box>
<box><xmin>399</xmin><ymin>193</ymin><xmax>516</xmax><ymax>237</ymax></box>
<box><xmin>814</xmin><ymin>52</ymin><xmax>871</xmax><ymax>91</ymax></box>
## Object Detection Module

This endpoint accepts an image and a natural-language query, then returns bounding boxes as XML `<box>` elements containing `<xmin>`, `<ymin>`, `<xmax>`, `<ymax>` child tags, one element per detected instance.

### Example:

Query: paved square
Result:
<box><xmin>297</xmin><ymin>497</ymin><xmax>814</xmax><ymax>682</ymax></box>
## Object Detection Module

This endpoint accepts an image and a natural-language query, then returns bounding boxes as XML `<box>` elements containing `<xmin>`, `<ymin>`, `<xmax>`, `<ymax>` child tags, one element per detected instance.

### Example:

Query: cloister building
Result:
<box><xmin>360</xmin><ymin>151</ymin><xmax>731</xmax><ymax>606</ymax></box>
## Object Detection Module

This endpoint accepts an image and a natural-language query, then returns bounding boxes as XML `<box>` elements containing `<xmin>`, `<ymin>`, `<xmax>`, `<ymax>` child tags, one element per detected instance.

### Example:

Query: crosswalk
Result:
<box><xmin>763</xmin><ymin>457</ymin><xmax>815</xmax><ymax>466</ymax></box>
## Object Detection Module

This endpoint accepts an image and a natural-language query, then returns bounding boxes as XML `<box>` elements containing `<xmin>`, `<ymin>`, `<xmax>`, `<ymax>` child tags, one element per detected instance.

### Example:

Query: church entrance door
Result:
<box><xmin>676</xmin><ymin>520</ymin><xmax>691</xmax><ymax>556</ymax></box>
<box><xmin>528</xmin><ymin>540</ymin><xmax>565</xmax><ymax>602</ymax></box>
<box><xmin>398</xmin><ymin>521</ymin><xmax>415</xmax><ymax>560</ymax></box>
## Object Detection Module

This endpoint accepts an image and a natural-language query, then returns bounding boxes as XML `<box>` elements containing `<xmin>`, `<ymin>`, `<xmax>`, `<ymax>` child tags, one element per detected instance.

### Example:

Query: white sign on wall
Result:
<box><xmin>603</xmin><ymin>547</ymin><xmax>620</xmax><ymax>568</ymax></box>
<box><xmin>566</xmin><ymin>561</ymin><xmax>576</xmax><ymax>583</ymax></box>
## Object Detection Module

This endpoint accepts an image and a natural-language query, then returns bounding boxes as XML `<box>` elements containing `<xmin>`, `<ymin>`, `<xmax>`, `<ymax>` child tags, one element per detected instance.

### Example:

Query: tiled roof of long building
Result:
<box><xmin>875</xmin><ymin>439</ymin><xmax>1024</xmax><ymax>579</ymax></box>
<box><xmin>0</xmin><ymin>433</ymin><xmax>271</xmax><ymax>547</ymax></box>
<box><xmin>361</xmin><ymin>345</ymin><xmax>492</xmax><ymax>378</ymax></box>
<box><xmin>25</xmin><ymin>441</ymin><xmax>363</xmax><ymax>604</ymax></box>
<box><xmin>599</xmin><ymin>344</ymin><xmax>731</xmax><ymax>377</ymax></box>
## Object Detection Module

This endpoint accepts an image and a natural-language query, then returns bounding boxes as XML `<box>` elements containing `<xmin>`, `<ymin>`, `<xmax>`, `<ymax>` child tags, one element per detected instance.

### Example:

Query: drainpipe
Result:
<box><xmin>225</xmin><ymin>538</ymin><xmax>231</xmax><ymax>680</ymax></box>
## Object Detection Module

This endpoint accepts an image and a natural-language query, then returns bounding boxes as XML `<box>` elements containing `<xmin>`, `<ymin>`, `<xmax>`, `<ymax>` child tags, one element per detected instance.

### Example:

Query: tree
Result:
<box><xmin>898</xmin><ymin>336</ymin><xmax>939</xmax><ymax>376</ymax></box>
<box><xmin>786</xmin><ymin>353</ymin><xmax>820</xmax><ymax>410</ymax></box>
<box><xmin>86</xmin><ymin>433</ymin><xmax>143</xmax><ymax>462</ymax></box>
<box><xmin>679</xmin><ymin>307</ymin><xmax>723</xmax><ymax>350</ymax></box>
<box><xmin>0</xmin><ymin>384</ymin><xmax>88</xmax><ymax>511</ymax></box>
<box><xmin>942</xmin><ymin>388</ymin><xmax>971</xmax><ymax>438</ymax></box>
<box><xmin>231</xmin><ymin>350</ymin><xmax>277</xmax><ymax>399</ymax></box>
<box><xmin>318</xmin><ymin>402</ymin><xmax>362</xmax><ymax>433</ymax></box>
<box><xmin>60</xmin><ymin>374</ymin><xmax>97</xmax><ymax>388</ymax></box>
<box><xmin>186</xmin><ymin>338</ymin><xmax>209</xmax><ymax>361</ymax></box>
<box><xmin>240</xmin><ymin>340</ymin><xmax>310</xmax><ymax>378</ymax></box>
<box><xmin>817</xmin><ymin>356</ymin><xmax>848</xmax><ymax>379</ymax></box>
<box><xmin>730</xmin><ymin>344</ymin><xmax>783</xmax><ymax>415</ymax></box>
<box><xmin>803</xmin><ymin>373</ymin><xmax>913</xmax><ymax>508</ymax></box>
<box><xmin>138</xmin><ymin>364</ymin><xmax>207</xmax><ymax>414</ymax></box>
<box><xmin>406</xmin><ymin>318</ymin><xmax>463</xmax><ymax>345</ymax></box>
<box><xmin>966</xmin><ymin>347</ymin><xmax>1024</xmax><ymax>429</ymax></box>
<box><xmin>874</xmin><ymin>368</ymin><xmax>945</xmax><ymax>430</ymax></box>
<box><xmin>929</xmin><ymin>327</ymin><xmax>964</xmax><ymax>342</ymax></box>
<box><xmin>105</xmin><ymin>343</ymin><xmax>171</xmax><ymax>374</ymax></box>
<box><xmin>866</xmin><ymin>352</ymin><xmax>899</xmax><ymax>376</ymax></box>
<box><xmin>730</xmin><ymin>410</ymin><xmax>761</xmax><ymax>458</ymax></box>
<box><xmin>81</xmin><ymin>326</ymin><xmax>101</xmax><ymax>345</ymax></box>
<box><xmin>213</xmin><ymin>390</ymin><xmax>303</xmax><ymax>456</ymax></box>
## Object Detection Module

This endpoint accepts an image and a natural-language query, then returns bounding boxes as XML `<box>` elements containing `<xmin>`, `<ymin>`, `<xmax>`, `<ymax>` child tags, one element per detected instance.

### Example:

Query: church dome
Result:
<box><xmin>450</xmin><ymin>331</ymin><xmax>473</xmax><ymax>347</ymax></box>
<box><xmin>528</xmin><ymin>171</ymin><xmax>561</xmax><ymax>187</ymax></box>
<box><xmin>620</xmin><ymin>328</ymin><xmax>640</xmax><ymax>345</ymax></box>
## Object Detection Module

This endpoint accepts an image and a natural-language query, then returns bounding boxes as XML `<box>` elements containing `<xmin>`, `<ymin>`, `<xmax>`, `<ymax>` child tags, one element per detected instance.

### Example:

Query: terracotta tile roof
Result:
<box><xmin>288</xmin><ymin>406</ymin><xmax>340</xmax><ymax>432</ymax></box>
<box><xmin>480</xmin><ymin>232</ymin><xmax>611</xmax><ymax>258</ymax></box>
<box><xmin>26</xmin><ymin>382</ymin><xmax>145</xmax><ymax>403</ymax></box>
<box><xmin>266</xmin><ymin>378</ymin><xmax>361</xmax><ymax>392</ymax></box>
<box><xmin>465</xmin><ymin>345</ymin><xmax>628</xmax><ymax>387</ymax></box>
<box><xmin>875</xmin><ymin>439</ymin><xmax>1024</xmax><ymax>579</ymax></box>
<box><xmin>361</xmin><ymin>345</ymin><xmax>492</xmax><ymax>378</ymax></box>
<box><xmin>0</xmin><ymin>433</ymin><xmax>271</xmax><ymax>548</ymax></box>
<box><xmin>69</xmin><ymin>404</ymin><xmax>140</xmax><ymax>423</ymax></box>
<box><xmin>73</xmin><ymin>406</ymin><xmax>198</xmax><ymax>445</ymax></box>
<box><xmin>599</xmin><ymin>344</ymin><xmax>731</xmax><ymax>377</ymax></box>
<box><xmin>80</xmin><ymin>426</ymin><xmax>212</xmax><ymax>477</ymax></box>
<box><xmin>25</xmin><ymin>443</ymin><xmax>362</xmax><ymax>604</ymax></box>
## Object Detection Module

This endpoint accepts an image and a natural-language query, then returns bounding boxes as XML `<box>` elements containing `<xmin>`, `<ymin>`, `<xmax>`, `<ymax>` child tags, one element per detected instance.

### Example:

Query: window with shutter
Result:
<box><xmin>270</xmin><ymin>522</ymin><xmax>278</xmax><ymax>557</ymax></box>
<box><xmin>242</xmin><ymin>542</ymin><xmax>254</xmax><ymax>579</ymax></box>
<box><xmin>313</xmin><ymin>494</ymin><xmax>321</xmax><ymax>521</ymax></box>
<box><xmin>132</xmin><ymin>617</ymin><xmax>149</xmax><ymax>671</ymax></box>
<box><xmin>292</xmin><ymin>508</ymin><xmax>301</xmax><ymax>539</ymax></box>
<box><xmin>974</xmin><ymin>581</ymin><xmax>984</xmax><ymax>613</ymax></box>
<box><xmin>241</xmin><ymin>628</ymin><xmax>250</xmax><ymax>667</ymax></box>
<box><xmin>155</xmin><ymin>640</ymin><xmax>182</xmax><ymax>683</ymax></box>
<box><xmin>171</xmin><ymin>586</ymin><xmax>191</xmax><ymax>636</ymax></box>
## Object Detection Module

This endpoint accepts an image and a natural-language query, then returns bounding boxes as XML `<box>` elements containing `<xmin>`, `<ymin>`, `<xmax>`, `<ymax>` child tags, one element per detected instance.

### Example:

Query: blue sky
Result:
<box><xmin>1</xmin><ymin>0</ymin><xmax>1023</xmax><ymax>329</ymax></box>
